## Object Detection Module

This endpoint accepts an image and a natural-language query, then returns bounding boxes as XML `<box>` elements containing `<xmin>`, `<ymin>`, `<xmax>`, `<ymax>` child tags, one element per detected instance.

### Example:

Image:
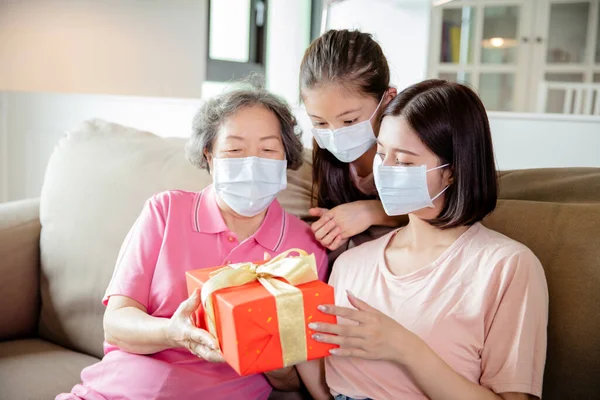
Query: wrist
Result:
<box><xmin>392</xmin><ymin>331</ymin><xmax>426</xmax><ymax>367</ymax></box>
<box><xmin>366</xmin><ymin>200</ymin><xmax>386</xmax><ymax>226</ymax></box>
<box><xmin>162</xmin><ymin>318</ymin><xmax>178</xmax><ymax>349</ymax></box>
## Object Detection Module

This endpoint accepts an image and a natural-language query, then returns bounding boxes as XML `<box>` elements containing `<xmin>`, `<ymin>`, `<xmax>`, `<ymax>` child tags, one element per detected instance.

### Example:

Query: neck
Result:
<box><xmin>400</xmin><ymin>215</ymin><xmax>469</xmax><ymax>251</ymax></box>
<box><xmin>351</xmin><ymin>145</ymin><xmax>377</xmax><ymax>177</ymax></box>
<box><xmin>217</xmin><ymin>198</ymin><xmax>267</xmax><ymax>242</ymax></box>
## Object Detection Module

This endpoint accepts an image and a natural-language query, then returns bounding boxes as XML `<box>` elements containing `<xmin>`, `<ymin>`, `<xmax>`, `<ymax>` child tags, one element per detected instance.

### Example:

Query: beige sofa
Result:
<box><xmin>0</xmin><ymin>120</ymin><xmax>599</xmax><ymax>400</ymax></box>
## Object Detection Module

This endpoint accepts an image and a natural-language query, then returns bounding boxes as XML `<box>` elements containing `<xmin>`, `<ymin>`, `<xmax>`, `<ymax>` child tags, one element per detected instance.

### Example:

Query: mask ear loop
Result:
<box><xmin>428</xmin><ymin>164</ymin><xmax>452</xmax><ymax>202</ymax></box>
<box><xmin>368</xmin><ymin>90</ymin><xmax>388</xmax><ymax>122</ymax></box>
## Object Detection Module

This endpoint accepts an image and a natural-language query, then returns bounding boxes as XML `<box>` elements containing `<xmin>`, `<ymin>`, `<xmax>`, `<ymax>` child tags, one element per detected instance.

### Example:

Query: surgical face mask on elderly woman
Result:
<box><xmin>205</xmin><ymin>105</ymin><xmax>288</xmax><ymax>217</ymax></box>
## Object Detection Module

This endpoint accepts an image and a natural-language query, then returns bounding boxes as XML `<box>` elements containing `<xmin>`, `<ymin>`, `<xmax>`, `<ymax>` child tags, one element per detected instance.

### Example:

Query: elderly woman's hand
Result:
<box><xmin>166</xmin><ymin>289</ymin><xmax>225</xmax><ymax>363</ymax></box>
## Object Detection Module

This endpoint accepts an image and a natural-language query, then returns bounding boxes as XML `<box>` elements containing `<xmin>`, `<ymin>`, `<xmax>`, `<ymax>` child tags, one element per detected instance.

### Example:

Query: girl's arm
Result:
<box><xmin>311</xmin><ymin>200</ymin><xmax>406</xmax><ymax>250</ymax></box>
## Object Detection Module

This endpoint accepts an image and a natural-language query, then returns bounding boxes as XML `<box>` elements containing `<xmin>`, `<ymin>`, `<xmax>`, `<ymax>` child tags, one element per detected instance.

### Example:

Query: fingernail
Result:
<box><xmin>346</xmin><ymin>290</ymin><xmax>355</xmax><ymax>298</ymax></box>
<box><xmin>330</xmin><ymin>348</ymin><xmax>339</xmax><ymax>355</ymax></box>
<box><xmin>317</xmin><ymin>305</ymin><xmax>327</xmax><ymax>312</ymax></box>
<box><xmin>312</xmin><ymin>334</ymin><xmax>321</xmax><ymax>340</ymax></box>
<box><xmin>308</xmin><ymin>323</ymin><xmax>318</xmax><ymax>329</ymax></box>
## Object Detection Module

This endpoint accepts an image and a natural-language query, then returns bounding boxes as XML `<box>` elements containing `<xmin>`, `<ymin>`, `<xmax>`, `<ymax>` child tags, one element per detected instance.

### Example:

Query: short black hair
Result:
<box><xmin>382</xmin><ymin>79</ymin><xmax>498</xmax><ymax>229</ymax></box>
<box><xmin>186</xmin><ymin>85</ymin><xmax>304</xmax><ymax>171</ymax></box>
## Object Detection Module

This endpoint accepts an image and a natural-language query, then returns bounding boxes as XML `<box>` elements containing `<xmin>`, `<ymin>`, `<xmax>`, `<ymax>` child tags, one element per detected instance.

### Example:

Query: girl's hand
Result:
<box><xmin>308</xmin><ymin>291</ymin><xmax>421</xmax><ymax>364</ymax></box>
<box><xmin>166</xmin><ymin>289</ymin><xmax>225</xmax><ymax>363</ymax></box>
<box><xmin>310</xmin><ymin>201</ymin><xmax>379</xmax><ymax>250</ymax></box>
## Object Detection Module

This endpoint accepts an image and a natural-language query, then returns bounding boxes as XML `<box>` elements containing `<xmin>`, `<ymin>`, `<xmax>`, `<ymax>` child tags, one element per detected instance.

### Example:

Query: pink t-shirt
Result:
<box><xmin>59</xmin><ymin>185</ymin><xmax>328</xmax><ymax>400</ymax></box>
<box><xmin>326</xmin><ymin>223</ymin><xmax>548</xmax><ymax>399</ymax></box>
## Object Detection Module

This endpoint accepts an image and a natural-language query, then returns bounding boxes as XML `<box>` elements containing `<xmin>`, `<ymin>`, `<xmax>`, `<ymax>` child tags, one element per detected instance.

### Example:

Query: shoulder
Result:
<box><xmin>144</xmin><ymin>190</ymin><xmax>201</xmax><ymax>225</ymax></box>
<box><xmin>328</xmin><ymin>229</ymin><xmax>394</xmax><ymax>285</ymax></box>
<box><xmin>148</xmin><ymin>190</ymin><xmax>200</xmax><ymax>213</ymax></box>
<box><xmin>337</xmin><ymin>230</ymin><xmax>394</xmax><ymax>267</ymax></box>
<box><xmin>469</xmin><ymin>224</ymin><xmax>545</xmax><ymax>283</ymax></box>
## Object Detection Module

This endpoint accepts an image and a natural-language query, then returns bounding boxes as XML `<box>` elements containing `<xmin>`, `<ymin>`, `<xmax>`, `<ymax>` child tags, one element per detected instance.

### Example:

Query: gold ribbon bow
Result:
<box><xmin>201</xmin><ymin>249</ymin><xmax>318</xmax><ymax>367</ymax></box>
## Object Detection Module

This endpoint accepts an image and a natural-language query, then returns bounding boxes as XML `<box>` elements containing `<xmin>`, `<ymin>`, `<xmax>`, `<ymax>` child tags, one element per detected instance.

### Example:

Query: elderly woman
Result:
<box><xmin>57</xmin><ymin>87</ymin><xmax>329</xmax><ymax>400</ymax></box>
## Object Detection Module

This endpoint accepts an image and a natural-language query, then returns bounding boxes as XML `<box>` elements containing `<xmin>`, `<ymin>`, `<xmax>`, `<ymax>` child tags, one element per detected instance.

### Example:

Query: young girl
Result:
<box><xmin>299</xmin><ymin>29</ymin><xmax>402</xmax><ymax>251</ymax></box>
<box><xmin>304</xmin><ymin>80</ymin><xmax>548</xmax><ymax>400</ymax></box>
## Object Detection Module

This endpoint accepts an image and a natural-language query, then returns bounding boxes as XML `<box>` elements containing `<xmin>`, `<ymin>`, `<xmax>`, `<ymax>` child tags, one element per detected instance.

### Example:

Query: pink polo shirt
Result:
<box><xmin>58</xmin><ymin>185</ymin><xmax>328</xmax><ymax>400</ymax></box>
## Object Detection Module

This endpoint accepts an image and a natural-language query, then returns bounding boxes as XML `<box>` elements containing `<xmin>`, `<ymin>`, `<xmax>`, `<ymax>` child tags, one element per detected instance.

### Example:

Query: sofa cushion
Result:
<box><xmin>0</xmin><ymin>339</ymin><xmax>99</xmax><ymax>400</ymax></box>
<box><xmin>499</xmin><ymin>168</ymin><xmax>600</xmax><ymax>203</ymax></box>
<box><xmin>38</xmin><ymin>120</ymin><xmax>314</xmax><ymax>358</ymax></box>
<box><xmin>483</xmin><ymin>200</ymin><xmax>600</xmax><ymax>400</ymax></box>
<box><xmin>0</xmin><ymin>199</ymin><xmax>41</xmax><ymax>341</ymax></box>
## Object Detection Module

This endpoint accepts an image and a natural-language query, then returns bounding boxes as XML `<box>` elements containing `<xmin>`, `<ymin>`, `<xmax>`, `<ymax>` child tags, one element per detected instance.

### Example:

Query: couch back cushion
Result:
<box><xmin>483</xmin><ymin>200</ymin><xmax>600</xmax><ymax>400</ymax></box>
<box><xmin>38</xmin><ymin>120</ymin><xmax>313</xmax><ymax>358</ymax></box>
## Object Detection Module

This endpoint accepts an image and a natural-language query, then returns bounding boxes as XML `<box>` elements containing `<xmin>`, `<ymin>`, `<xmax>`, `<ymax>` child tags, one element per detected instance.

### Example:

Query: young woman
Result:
<box><xmin>299</xmin><ymin>29</ymin><xmax>402</xmax><ymax>251</ymax></box>
<box><xmin>56</xmin><ymin>87</ymin><xmax>329</xmax><ymax>400</ymax></box>
<box><xmin>303</xmin><ymin>80</ymin><xmax>549</xmax><ymax>400</ymax></box>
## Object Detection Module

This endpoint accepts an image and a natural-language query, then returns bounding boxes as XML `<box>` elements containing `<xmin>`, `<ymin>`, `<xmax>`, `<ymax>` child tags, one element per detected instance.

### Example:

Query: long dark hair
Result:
<box><xmin>300</xmin><ymin>29</ymin><xmax>390</xmax><ymax>209</ymax></box>
<box><xmin>383</xmin><ymin>79</ymin><xmax>498</xmax><ymax>228</ymax></box>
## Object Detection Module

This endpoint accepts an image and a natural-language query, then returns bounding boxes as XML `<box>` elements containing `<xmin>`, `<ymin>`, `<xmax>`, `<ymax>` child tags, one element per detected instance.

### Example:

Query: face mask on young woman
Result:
<box><xmin>373</xmin><ymin>155</ymin><xmax>450</xmax><ymax>216</ymax></box>
<box><xmin>212</xmin><ymin>156</ymin><xmax>287</xmax><ymax>217</ymax></box>
<box><xmin>311</xmin><ymin>94</ymin><xmax>386</xmax><ymax>163</ymax></box>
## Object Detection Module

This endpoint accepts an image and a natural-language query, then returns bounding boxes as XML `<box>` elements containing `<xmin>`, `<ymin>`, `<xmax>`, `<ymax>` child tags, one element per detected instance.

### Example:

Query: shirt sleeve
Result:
<box><xmin>102</xmin><ymin>195</ymin><xmax>166</xmax><ymax>309</ymax></box>
<box><xmin>315</xmin><ymin>247</ymin><xmax>330</xmax><ymax>283</ymax></box>
<box><xmin>480</xmin><ymin>250</ymin><xmax>549</xmax><ymax>398</ymax></box>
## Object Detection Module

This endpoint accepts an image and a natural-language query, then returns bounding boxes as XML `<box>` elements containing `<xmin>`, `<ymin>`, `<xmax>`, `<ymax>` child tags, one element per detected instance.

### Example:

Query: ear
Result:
<box><xmin>204</xmin><ymin>149</ymin><xmax>213</xmax><ymax>173</ymax></box>
<box><xmin>384</xmin><ymin>87</ymin><xmax>397</xmax><ymax>107</ymax></box>
<box><xmin>443</xmin><ymin>166</ymin><xmax>454</xmax><ymax>186</ymax></box>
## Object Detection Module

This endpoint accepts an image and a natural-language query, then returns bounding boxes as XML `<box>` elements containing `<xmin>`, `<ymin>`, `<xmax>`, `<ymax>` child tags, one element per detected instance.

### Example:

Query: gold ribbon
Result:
<box><xmin>201</xmin><ymin>249</ymin><xmax>318</xmax><ymax>367</ymax></box>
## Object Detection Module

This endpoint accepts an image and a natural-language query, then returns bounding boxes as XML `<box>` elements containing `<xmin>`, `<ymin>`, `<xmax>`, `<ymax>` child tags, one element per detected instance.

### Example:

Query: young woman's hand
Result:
<box><xmin>310</xmin><ymin>201</ymin><xmax>380</xmax><ymax>250</ymax></box>
<box><xmin>308</xmin><ymin>290</ymin><xmax>421</xmax><ymax>364</ymax></box>
<box><xmin>166</xmin><ymin>289</ymin><xmax>225</xmax><ymax>363</ymax></box>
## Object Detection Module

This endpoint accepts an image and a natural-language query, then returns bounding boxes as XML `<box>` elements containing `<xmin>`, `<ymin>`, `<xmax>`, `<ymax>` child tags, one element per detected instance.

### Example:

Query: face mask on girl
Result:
<box><xmin>373</xmin><ymin>155</ymin><xmax>450</xmax><ymax>216</ymax></box>
<box><xmin>212</xmin><ymin>156</ymin><xmax>287</xmax><ymax>217</ymax></box>
<box><xmin>311</xmin><ymin>94</ymin><xmax>386</xmax><ymax>163</ymax></box>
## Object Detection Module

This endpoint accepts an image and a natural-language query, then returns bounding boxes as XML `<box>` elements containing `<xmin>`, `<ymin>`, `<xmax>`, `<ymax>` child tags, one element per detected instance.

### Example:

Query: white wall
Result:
<box><xmin>265</xmin><ymin>0</ymin><xmax>312</xmax><ymax>106</ymax></box>
<box><xmin>2</xmin><ymin>92</ymin><xmax>201</xmax><ymax>202</ymax></box>
<box><xmin>2</xmin><ymin>92</ymin><xmax>599</xmax><ymax>203</ymax></box>
<box><xmin>0</xmin><ymin>0</ymin><xmax>208</xmax><ymax>98</ymax></box>
<box><xmin>488</xmin><ymin>112</ymin><xmax>600</xmax><ymax>170</ymax></box>
<box><xmin>327</xmin><ymin>0</ymin><xmax>431</xmax><ymax>91</ymax></box>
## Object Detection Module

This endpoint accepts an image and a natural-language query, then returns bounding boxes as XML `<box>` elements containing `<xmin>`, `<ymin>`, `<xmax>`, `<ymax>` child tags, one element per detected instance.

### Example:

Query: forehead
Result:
<box><xmin>217</xmin><ymin>105</ymin><xmax>281</xmax><ymax>138</ymax></box>
<box><xmin>378</xmin><ymin>116</ymin><xmax>425</xmax><ymax>150</ymax></box>
<box><xmin>302</xmin><ymin>84</ymin><xmax>374</xmax><ymax>116</ymax></box>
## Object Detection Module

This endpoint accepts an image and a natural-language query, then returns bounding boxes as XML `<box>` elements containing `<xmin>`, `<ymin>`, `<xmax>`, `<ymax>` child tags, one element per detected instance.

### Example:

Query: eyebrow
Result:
<box><xmin>376</xmin><ymin>140</ymin><xmax>419</xmax><ymax>156</ymax></box>
<box><xmin>223</xmin><ymin>134</ymin><xmax>281</xmax><ymax>141</ymax></box>
<box><xmin>308</xmin><ymin>108</ymin><xmax>362</xmax><ymax>119</ymax></box>
<box><xmin>260</xmin><ymin>135</ymin><xmax>282</xmax><ymax>141</ymax></box>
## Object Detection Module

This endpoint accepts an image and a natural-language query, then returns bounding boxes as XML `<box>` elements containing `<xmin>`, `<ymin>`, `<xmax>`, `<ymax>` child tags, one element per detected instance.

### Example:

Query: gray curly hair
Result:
<box><xmin>186</xmin><ymin>86</ymin><xmax>304</xmax><ymax>171</ymax></box>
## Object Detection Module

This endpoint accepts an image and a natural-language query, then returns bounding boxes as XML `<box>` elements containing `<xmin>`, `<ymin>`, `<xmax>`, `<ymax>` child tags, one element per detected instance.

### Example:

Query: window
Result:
<box><xmin>207</xmin><ymin>0</ymin><xmax>267</xmax><ymax>83</ymax></box>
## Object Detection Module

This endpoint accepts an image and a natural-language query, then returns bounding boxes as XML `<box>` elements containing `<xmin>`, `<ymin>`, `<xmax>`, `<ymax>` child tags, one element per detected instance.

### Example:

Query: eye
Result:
<box><xmin>343</xmin><ymin>118</ymin><xmax>358</xmax><ymax>125</ymax></box>
<box><xmin>312</xmin><ymin>121</ymin><xmax>327</xmax><ymax>127</ymax></box>
<box><xmin>226</xmin><ymin>149</ymin><xmax>241</xmax><ymax>153</ymax></box>
<box><xmin>263</xmin><ymin>148</ymin><xmax>276</xmax><ymax>153</ymax></box>
<box><xmin>376</xmin><ymin>152</ymin><xmax>386</xmax><ymax>160</ymax></box>
<box><xmin>396</xmin><ymin>161</ymin><xmax>412</xmax><ymax>166</ymax></box>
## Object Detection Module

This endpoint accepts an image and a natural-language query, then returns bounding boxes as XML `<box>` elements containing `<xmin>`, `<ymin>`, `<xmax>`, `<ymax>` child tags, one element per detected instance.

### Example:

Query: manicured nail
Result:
<box><xmin>317</xmin><ymin>305</ymin><xmax>327</xmax><ymax>312</ymax></box>
<box><xmin>329</xmin><ymin>348</ymin><xmax>339</xmax><ymax>355</ymax></box>
<box><xmin>312</xmin><ymin>334</ymin><xmax>321</xmax><ymax>340</ymax></box>
<box><xmin>346</xmin><ymin>290</ymin><xmax>355</xmax><ymax>298</ymax></box>
<box><xmin>308</xmin><ymin>323</ymin><xmax>318</xmax><ymax>329</ymax></box>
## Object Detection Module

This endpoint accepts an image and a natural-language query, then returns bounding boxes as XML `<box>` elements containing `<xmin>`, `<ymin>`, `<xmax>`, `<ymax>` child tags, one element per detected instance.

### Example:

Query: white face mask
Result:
<box><xmin>373</xmin><ymin>155</ymin><xmax>450</xmax><ymax>216</ymax></box>
<box><xmin>311</xmin><ymin>94</ymin><xmax>385</xmax><ymax>163</ymax></box>
<box><xmin>212</xmin><ymin>156</ymin><xmax>287</xmax><ymax>217</ymax></box>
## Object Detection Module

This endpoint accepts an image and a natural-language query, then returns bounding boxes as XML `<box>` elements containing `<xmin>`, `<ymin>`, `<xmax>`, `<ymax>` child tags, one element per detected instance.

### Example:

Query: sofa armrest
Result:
<box><xmin>0</xmin><ymin>198</ymin><xmax>41</xmax><ymax>340</ymax></box>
